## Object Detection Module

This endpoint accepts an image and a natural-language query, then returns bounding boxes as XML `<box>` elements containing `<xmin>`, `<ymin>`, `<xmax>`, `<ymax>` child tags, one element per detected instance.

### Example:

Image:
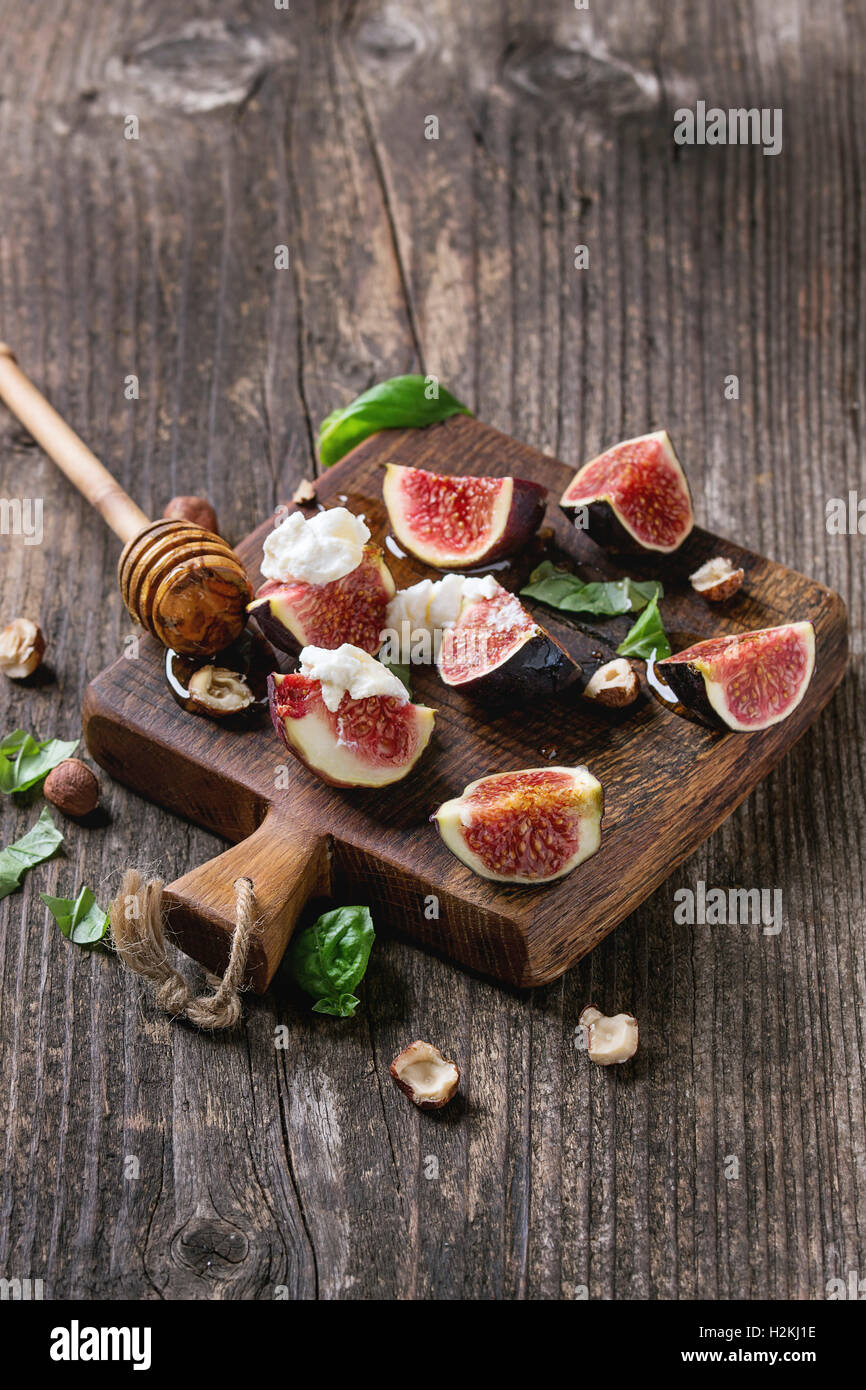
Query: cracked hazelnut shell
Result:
<box><xmin>390</xmin><ymin>1040</ymin><xmax>460</xmax><ymax>1109</ymax></box>
<box><xmin>579</xmin><ymin>1005</ymin><xmax>639</xmax><ymax>1065</ymax></box>
<box><xmin>583</xmin><ymin>658</ymin><xmax>640</xmax><ymax>707</ymax></box>
<box><xmin>187</xmin><ymin>665</ymin><xmax>254</xmax><ymax>717</ymax></box>
<box><xmin>689</xmin><ymin>556</ymin><xmax>745</xmax><ymax>602</ymax></box>
<box><xmin>0</xmin><ymin>618</ymin><xmax>45</xmax><ymax>679</ymax></box>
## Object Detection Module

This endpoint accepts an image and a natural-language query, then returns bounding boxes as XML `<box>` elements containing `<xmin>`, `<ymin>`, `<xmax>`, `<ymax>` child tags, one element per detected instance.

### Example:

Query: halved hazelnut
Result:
<box><xmin>689</xmin><ymin>556</ymin><xmax>745</xmax><ymax>602</ymax></box>
<box><xmin>390</xmin><ymin>1040</ymin><xmax>460</xmax><ymax>1109</ymax></box>
<box><xmin>583</xmin><ymin>658</ymin><xmax>640</xmax><ymax>707</ymax></box>
<box><xmin>187</xmin><ymin>665</ymin><xmax>254</xmax><ymax>716</ymax></box>
<box><xmin>579</xmin><ymin>1005</ymin><xmax>639</xmax><ymax>1065</ymax></box>
<box><xmin>0</xmin><ymin>618</ymin><xmax>45</xmax><ymax>679</ymax></box>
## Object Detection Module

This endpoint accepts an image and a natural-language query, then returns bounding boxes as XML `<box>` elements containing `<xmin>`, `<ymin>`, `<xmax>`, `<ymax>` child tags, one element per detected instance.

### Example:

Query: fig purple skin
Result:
<box><xmin>560</xmin><ymin>431</ymin><xmax>694</xmax><ymax>554</ymax></box>
<box><xmin>248</xmin><ymin>544</ymin><xmax>395</xmax><ymax>656</ymax></box>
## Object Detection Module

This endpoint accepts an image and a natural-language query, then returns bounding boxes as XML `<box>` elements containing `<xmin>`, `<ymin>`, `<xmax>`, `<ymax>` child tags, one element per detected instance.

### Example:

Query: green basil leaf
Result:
<box><xmin>318</xmin><ymin>375</ymin><xmax>472</xmax><ymax>467</ymax></box>
<box><xmin>40</xmin><ymin>883</ymin><xmax>109</xmax><ymax>944</ymax></box>
<box><xmin>521</xmin><ymin>562</ymin><xmax>663</xmax><ymax>617</ymax></box>
<box><xmin>616</xmin><ymin>593</ymin><xmax>672</xmax><ymax>661</ymax></box>
<box><xmin>0</xmin><ymin>808</ymin><xmax>63</xmax><ymax>900</ymax></box>
<box><xmin>311</xmin><ymin>993</ymin><xmax>361</xmax><ymax>1019</ymax></box>
<box><xmin>290</xmin><ymin>906</ymin><xmax>375</xmax><ymax>1015</ymax></box>
<box><xmin>379</xmin><ymin>659</ymin><xmax>413</xmax><ymax>696</ymax></box>
<box><xmin>0</xmin><ymin>730</ymin><xmax>79</xmax><ymax>795</ymax></box>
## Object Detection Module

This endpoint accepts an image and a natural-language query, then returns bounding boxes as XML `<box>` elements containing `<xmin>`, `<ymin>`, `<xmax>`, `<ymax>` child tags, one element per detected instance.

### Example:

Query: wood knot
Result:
<box><xmin>104</xmin><ymin>20</ymin><xmax>295</xmax><ymax>115</ymax></box>
<box><xmin>349</xmin><ymin>6</ymin><xmax>432</xmax><ymax>84</ymax></box>
<box><xmin>503</xmin><ymin>33</ymin><xmax>659</xmax><ymax>118</ymax></box>
<box><xmin>173</xmin><ymin>1217</ymin><xmax>250</xmax><ymax>1278</ymax></box>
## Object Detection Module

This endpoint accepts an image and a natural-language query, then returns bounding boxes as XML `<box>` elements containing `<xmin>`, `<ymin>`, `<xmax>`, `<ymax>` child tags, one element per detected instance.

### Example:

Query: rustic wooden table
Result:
<box><xmin>1</xmin><ymin>2</ymin><xmax>863</xmax><ymax>1301</ymax></box>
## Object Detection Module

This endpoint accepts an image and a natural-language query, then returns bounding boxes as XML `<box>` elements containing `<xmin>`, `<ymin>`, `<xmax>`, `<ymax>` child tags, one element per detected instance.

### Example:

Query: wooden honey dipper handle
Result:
<box><xmin>0</xmin><ymin>343</ymin><xmax>149</xmax><ymax>543</ymax></box>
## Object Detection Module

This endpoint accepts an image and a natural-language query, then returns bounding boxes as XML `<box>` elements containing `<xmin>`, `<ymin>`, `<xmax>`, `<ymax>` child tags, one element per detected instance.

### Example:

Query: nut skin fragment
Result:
<box><xmin>187</xmin><ymin>665</ymin><xmax>254</xmax><ymax>716</ymax></box>
<box><xmin>0</xmin><ymin>618</ymin><xmax>45</xmax><ymax>679</ymax></box>
<box><xmin>162</xmin><ymin>495</ymin><xmax>219</xmax><ymax>535</ymax></box>
<box><xmin>43</xmin><ymin>759</ymin><xmax>101</xmax><ymax>818</ymax></box>
<box><xmin>583</xmin><ymin>658</ymin><xmax>640</xmax><ymax>708</ymax></box>
<box><xmin>389</xmin><ymin>1040</ymin><xmax>460</xmax><ymax>1109</ymax></box>
<box><xmin>579</xmin><ymin>1005</ymin><xmax>639</xmax><ymax>1065</ymax></box>
<box><xmin>291</xmin><ymin>479</ymin><xmax>317</xmax><ymax>505</ymax></box>
<box><xmin>689</xmin><ymin>556</ymin><xmax>745</xmax><ymax>602</ymax></box>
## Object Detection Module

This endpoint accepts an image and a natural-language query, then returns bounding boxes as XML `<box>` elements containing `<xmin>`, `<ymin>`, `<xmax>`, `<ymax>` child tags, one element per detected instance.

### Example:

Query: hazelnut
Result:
<box><xmin>390</xmin><ymin>1040</ymin><xmax>460</xmax><ymax>1109</ymax></box>
<box><xmin>163</xmin><ymin>495</ymin><xmax>219</xmax><ymax>535</ymax></box>
<box><xmin>689</xmin><ymin>556</ymin><xmax>745</xmax><ymax>602</ymax></box>
<box><xmin>187</xmin><ymin>665</ymin><xmax>253</xmax><ymax>716</ymax></box>
<box><xmin>43</xmin><ymin>758</ymin><xmax>101</xmax><ymax>817</ymax></box>
<box><xmin>584</xmin><ymin>657</ymin><xmax>640</xmax><ymax>707</ymax></box>
<box><xmin>579</xmin><ymin>1005</ymin><xmax>639</xmax><ymax>1065</ymax></box>
<box><xmin>0</xmin><ymin>618</ymin><xmax>45</xmax><ymax>679</ymax></box>
<box><xmin>292</xmin><ymin>478</ymin><xmax>317</xmax><ymax>505</ymax></box>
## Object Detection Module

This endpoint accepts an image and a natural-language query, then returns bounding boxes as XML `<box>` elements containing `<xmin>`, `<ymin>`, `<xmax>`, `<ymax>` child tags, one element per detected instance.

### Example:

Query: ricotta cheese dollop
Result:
<box><xmin>299</xmin><ymin>643</ymin><xmax>408</xmax><ymax>713</ymax></box>
<box><xmin>385</xmin><ymin>572</ymin><xmax>500</xmax><ymax>636</ymax></box>
<box><xmin>261</xmin><ymin>507</ymin><xmax>370</xmax><ymax>585</ymax></box>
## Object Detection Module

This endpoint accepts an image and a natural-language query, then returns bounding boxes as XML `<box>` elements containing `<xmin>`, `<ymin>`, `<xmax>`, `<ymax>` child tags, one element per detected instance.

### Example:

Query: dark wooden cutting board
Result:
<box><xmin>82</xmin><ymin>416</ymin><xmax>848</xmax><ymax>991</ymax></box>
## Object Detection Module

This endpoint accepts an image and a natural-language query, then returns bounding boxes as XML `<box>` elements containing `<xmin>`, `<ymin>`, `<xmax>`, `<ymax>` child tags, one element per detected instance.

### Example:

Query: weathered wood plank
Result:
<box><xmin>1</xmin><ymin>0</ymin><xmax>864</xmax><ymax>1301</ymax></box>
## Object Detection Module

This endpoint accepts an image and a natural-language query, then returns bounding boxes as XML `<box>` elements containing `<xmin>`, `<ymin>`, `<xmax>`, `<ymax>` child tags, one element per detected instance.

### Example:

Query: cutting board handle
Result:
<box><xmin>161</xmin><ymin>808</ymin><xmax>332</xmax><ymax>993</ymax></box>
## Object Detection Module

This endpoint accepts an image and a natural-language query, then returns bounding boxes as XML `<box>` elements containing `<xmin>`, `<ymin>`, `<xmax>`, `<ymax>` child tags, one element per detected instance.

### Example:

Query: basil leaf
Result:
<box><xmin>616</xmin><ymin>593</ymin><xmax>672</xmax><ymax>661</ymax></box>
<box><xmin>521</xmin><ymin>562</ymin><xmax>663</xmax><ymax>616</ymax></box>
<box><xmin>379</xmin><ymin>659</ymin><xmax>413</xmax><ymax>696</ymax></box>
<box><xmin>0</xmin><ymin>730</ymin><xmax>79</xmax><ymax>795</ymax></box>
<box><xmin>289</xmin><ymin>905</ymin><xmax>375</xmax><ymax>1017</ymax></box>
<box><xmin>0</xmin><ymin>808</ymin><xmax>63</xmax><ymax>900</ymax></box>
<box><xmin>40</xmin><ymin>884</ymin><xmax>109</xmax><ymax>945</ymax></box>
<box><xmin>318</xmin><ymin>375</ymin><xmax>472</xmax><ymax>467</ymax></box>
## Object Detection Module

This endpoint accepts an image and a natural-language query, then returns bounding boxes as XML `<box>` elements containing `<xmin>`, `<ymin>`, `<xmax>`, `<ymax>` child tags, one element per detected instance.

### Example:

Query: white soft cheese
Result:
<box><xmin>385</xmin><ymin>573</ymin><xmax>501</xmax><ymax>636</ymax></box>
<box><xmin>299</xmin><ymin>643</ymin><xmax>408</xmax><ymax>712</ymax></box>
<box><xmin>261</xmin><ymin>507</ymin><xmax>370</xmax><ymax>585</ymax></box>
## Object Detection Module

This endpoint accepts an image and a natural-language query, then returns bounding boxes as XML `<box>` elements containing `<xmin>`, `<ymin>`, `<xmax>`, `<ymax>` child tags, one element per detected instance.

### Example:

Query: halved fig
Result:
<box><xmin>269</xmin><ymin>670</ymin><xmax>434</xmax><ymax>787</ymax></box>
<box><xmin>437</xmin><ymin>579</ymin><xmax>579</xmax><ymax>701</ymax></box>
<box><xmin>656</xmin><ymin>621</ymin><xmax>815</xmax><ymax>731</ymax></box>
<box><xmin>434</xmin><ymin>766</ymin><xmax>603</xmax><ymax>884</ymax></box>
<box><xmin>249</xmin><ymin>544</ymin><xmax>395</xmax><ymax>656</ymax></box>
<box><xmin>383</xmin><ymin>464</ymin><xmax>547</xmax><ymax>568</ymax></box>
<box><xmin>560</xmin><ymin>431</ymin><xmax>694</xmax><ymax>553</ymax></box>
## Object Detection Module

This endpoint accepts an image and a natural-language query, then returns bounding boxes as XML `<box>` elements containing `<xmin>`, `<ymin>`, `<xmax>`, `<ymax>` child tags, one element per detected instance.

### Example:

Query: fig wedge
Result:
<box><xmin>656</xmin><ymin>621</ymin><xmax>815</xmax><ymax>730</ymax></box>
<box><xmin>434</xmin><ymin>766</ymin><xmax>603</xmax><ymax>884</ymax></box>
<box><xmin>560</xmin><ymin>431</ymin><xmax>694</xmax><ymax>553</ymax></box>
<box><xmin>437</xmin><ymin>579</ymin><xmax>579</xmax><ymax>701</ymax></box>
<box><xmin>249</xmin><ymin>543</ymin><xmax>395</xmax><ymax>656</ymax></box>
<box><xmin>383</xmin><ymin>464</ymin><xmax>546</xmax><ymax>568</ymax></box>
<box><xmin>269</xmin><ymin>657</ymin><xmax>434</xmax><ymax>788</ymax></box>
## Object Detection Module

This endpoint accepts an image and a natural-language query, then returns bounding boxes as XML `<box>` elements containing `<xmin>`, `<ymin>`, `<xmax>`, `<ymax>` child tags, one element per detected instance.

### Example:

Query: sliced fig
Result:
<box><xmin>434</xmin><ymin>766</ymin><xmax>603</xmax><ymax>884</ymax></box>
<box><xmin>437</xmin><ymin>579</ymin><xmax>579</xmax><ymax>701</ymax></box>
<box><xmin>249</xmin><ymin>544</ymin><xmax>395</xmax><ymax>656</ymax></box>
<box><xmin>560</xmin><ymin>431</ymin><xmax>694</xmax><ymax>553</ymax></box>
<box><xmin>269</xmin><ymin>666</ymin><xmax>434</xmax><ymax>788</ymax></box>
<box><xmin>656</xmin><ymin>621</ymin><xmax>815</xmax><ymax>731</ymax></box>
<box><xmin>383</xmin><ymin>464</ymin><xmax>547</xmax><ymax>568</ymax></box>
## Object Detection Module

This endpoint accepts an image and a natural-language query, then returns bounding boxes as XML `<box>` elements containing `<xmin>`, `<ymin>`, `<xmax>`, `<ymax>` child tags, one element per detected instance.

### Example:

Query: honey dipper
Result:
<box><xmin>0</xmin><ymin>345</ymin><xmax>251</xmax><ymax>656</ymax></box>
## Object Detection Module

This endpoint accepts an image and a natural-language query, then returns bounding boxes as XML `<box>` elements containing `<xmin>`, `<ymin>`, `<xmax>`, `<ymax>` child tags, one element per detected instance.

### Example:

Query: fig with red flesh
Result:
<box><xmin>434</xmin><ymin>766</ymin><xmax>603</xmax><ymax>884</ymax></box>
<box><xmin>437</xmin><ymin>580</ymin><xmax>579</xmax><ymax>701</ymax></box>
<box><xmin>269</xmin><ymin>670</ymin><xmax>434</xmax><ymax>787</ymax></box>
<box><xmin>656</xmin><ymin>621</ymin><xmax>815</xmax><ymax>731</ymax></box>
<box><xmin>560</xmin><ymin>431</ymin><xmax>694</xmax><ymax>553</ymax></box>
<box><xmin>383</xmin><ymin>464</ymin><xmax>547</xmax><ymax>568</ymax></box>
<box><xmin>249</xmin><ymin>544</ymin><xmax>395</xmax><ymax>656</ymax></box>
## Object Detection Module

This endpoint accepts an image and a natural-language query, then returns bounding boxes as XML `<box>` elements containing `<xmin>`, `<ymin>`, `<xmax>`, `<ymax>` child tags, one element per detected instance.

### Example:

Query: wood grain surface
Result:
<box><xmin>83</xmin><ymin>413</ymin><xmax>848</xmax><ymax>991</ymax></box>
<box><xmin>1</xmin><ymin>0</ymin><xmax>864</xmax><ymax>1301</ymax></box>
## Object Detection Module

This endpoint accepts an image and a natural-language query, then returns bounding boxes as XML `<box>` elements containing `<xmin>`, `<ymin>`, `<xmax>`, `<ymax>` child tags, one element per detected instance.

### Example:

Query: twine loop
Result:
<box><xmin>108</xmin><ymin>870</ymin><xmax>255</xmax><ymax>1030</ymax></box>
